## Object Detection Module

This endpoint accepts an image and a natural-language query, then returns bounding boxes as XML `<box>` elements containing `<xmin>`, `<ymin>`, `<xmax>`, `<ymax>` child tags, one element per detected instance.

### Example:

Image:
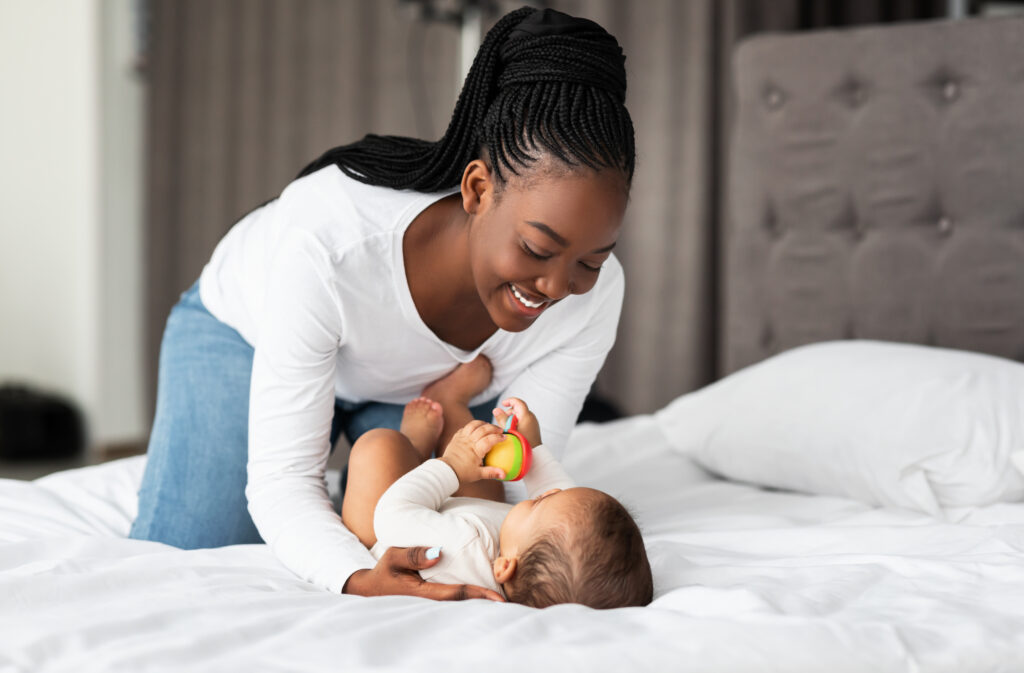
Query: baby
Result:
<box><xmin>340</xmin><ymin>366</ymin><xmax>652</xmax><ymax>609</ymax></box>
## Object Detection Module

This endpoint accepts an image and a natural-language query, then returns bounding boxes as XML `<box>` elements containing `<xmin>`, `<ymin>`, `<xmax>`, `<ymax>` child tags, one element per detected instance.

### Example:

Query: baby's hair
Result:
<box><xmin>509</xmin><ymin>493</ymin><xmax>653</xmax><ymax>609</ymax></box>
<box><xmin>296</xmin><ymin>7</ymin><xmax>635</xmax><ymax>192</ymax></box>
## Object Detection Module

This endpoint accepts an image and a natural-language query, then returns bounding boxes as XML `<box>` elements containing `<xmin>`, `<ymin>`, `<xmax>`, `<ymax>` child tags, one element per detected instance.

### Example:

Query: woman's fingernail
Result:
<box><xmin>426</xmin><ymin>546</ymin><xmax>441</xmax><ymax>560</ymax></box>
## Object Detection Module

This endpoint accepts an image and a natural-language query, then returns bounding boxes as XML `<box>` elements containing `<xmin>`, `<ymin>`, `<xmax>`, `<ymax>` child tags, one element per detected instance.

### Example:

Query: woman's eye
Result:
<box><xmin>521</xmin><ymin>242</ymin><xmax>552</xmax><ymax>261</ymax></box>
<box><xmin>521</xmin><ymin>240</ymin><xmax>603</xmax><ymax>271</ymax></box>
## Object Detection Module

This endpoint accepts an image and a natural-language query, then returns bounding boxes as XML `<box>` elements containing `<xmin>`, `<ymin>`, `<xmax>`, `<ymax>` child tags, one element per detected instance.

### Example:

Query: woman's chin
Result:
<box><xmin>490</xmin><ymin>310</ymin><xmax>532</xmax><ymax>333</ymax></box>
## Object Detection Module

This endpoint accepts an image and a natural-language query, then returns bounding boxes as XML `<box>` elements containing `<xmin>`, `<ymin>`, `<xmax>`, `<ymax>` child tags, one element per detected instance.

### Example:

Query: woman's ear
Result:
<box><xmin>460</xmin><ymin>159</ymin><xmax>493</xmax><ymax>215</ymax></box>
<box><xmin>492</xmin><ymin>555</ymin><xmax>517</xmax><ymax>585</ymax></box>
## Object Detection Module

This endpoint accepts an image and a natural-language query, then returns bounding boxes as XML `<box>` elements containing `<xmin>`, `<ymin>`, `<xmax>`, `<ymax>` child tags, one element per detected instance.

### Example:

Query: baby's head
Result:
<box><xmin>493</xmin><ymin>487</ymin><xmax>652</xmax><ymax>609</ymax></box>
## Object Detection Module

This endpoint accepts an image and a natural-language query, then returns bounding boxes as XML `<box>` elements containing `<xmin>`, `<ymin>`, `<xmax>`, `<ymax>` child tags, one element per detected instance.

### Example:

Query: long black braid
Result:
<box><xmin>296</xmin><ymin>7</ymin><xmax>635</xmax><ymax>192</ymax></box>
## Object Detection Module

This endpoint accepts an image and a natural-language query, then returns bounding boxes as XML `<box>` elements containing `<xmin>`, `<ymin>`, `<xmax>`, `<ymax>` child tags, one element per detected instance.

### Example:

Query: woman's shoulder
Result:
<box><xmin>277</xmin><ymin>166</ymin><xmax>445</xmax><ymax>252</ymax></box>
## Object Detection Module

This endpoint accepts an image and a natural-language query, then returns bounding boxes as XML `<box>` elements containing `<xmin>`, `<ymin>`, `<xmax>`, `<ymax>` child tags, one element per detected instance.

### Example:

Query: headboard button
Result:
<box><xmin>937</xmin><ymin>216</ymin><xmax>954</xmax><ymax>235</ymax></box>
<box><xmin>942</xmin><ymin>81</ymin><xmax>959</xmax><ymax>101</ymax></box>
<box><xmin>764</xmin><ymin>88</ymin><xmax>785</xmax><ymax>110</ymax></box>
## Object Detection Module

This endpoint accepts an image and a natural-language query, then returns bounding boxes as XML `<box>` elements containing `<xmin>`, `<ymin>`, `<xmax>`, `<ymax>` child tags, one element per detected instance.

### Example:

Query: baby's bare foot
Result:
<box><xmin>423</xmin><ymin>355</ymin><xmax>493</xmax><ymax>405</ymax></box>
<box><xmin>401</xmin><ymin>397</ymin><xmax>444</xmax><ymax>460</ymax></box>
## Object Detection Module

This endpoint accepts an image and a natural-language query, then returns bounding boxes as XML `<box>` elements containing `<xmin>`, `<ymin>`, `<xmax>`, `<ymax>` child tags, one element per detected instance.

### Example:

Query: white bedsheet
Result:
<box><xmin>2</xmin><ymin>416</ymin><xmax>1023</xmax><ymax>673</ymax></box>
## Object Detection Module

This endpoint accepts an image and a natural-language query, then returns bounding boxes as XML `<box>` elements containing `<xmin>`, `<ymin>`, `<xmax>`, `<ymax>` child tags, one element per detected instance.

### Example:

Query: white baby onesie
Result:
<box><xmin>371</xmin><ymin>445</ymin><xmax>575</xmax><ymax>596</ymax></box>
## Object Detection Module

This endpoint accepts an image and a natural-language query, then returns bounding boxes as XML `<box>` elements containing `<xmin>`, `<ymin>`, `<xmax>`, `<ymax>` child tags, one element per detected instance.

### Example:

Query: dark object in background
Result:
<box><xmin>0</xmin><ymin>384</ymin><xmax>85</xmax><ymax>461</ymax></box>
<box><xmin>576</xmin><ymin>391</ymin><xmax>623</xmax><ymax>424</ymax></box>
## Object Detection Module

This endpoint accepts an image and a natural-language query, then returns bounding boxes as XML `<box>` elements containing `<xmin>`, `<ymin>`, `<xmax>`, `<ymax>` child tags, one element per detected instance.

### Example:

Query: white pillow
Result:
<box><xmin>655</xmin><ymin>341</ymin><xmax>1024</xmax><ymax>515</ymax></box>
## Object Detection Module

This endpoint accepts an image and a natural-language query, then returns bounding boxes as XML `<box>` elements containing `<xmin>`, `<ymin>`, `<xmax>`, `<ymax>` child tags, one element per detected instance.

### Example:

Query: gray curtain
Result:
<box><xmin>145</xmin><ymin>0</ymin><xmax>458</xmax><ymax>411</ymax></box>
<box><xmin>144</xmin><ymin>0</ymin><xmax>947</xmax><ymax>421</ymax></box>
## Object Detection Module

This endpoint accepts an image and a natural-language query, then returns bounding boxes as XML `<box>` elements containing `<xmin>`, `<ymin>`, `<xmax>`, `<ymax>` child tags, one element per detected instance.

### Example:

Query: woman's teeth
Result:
<box><xmin>510</xmin><ymin>284</ymin><xmax>544</xmax><ymax>309</ymax></box>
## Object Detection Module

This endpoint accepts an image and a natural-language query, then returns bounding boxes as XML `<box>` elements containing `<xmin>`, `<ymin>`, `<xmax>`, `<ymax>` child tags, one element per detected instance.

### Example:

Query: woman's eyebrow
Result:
<box><xmin>525</xmin><ymin>220</ymin><xmax>617</xmax><ymax>254</ymax></box>
<box><xmin>526</xmin><ymin>221</ymin><xmax>568</xmax><ymax>247</ymax></box>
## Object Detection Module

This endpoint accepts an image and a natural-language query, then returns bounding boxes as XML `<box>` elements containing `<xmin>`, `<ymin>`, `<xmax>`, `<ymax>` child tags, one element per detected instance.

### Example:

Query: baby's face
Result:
<box><xmin>499</xmin><ymin>487</ymin><xmax>598</xmax><ymax>556</ymax></box>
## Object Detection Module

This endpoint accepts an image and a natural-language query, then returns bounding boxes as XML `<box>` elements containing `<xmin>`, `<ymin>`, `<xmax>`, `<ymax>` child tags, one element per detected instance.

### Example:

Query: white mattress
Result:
<box><xmin>3</xmin><ymin>415</ymin><xmax>1024</xmax><ymax>673</ymax></box>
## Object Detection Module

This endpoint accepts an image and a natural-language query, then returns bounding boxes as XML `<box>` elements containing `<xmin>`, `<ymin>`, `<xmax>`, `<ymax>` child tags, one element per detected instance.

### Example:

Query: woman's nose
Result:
<box><xmin>537</xmin><ymin>263</ymin><xmax>573</xmax><ymax>300</ymax></box>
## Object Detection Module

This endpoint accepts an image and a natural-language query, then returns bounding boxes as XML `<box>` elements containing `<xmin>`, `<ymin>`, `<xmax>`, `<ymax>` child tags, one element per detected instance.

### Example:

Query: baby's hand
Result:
<box><xmin>492</xmin><ymin>397</ymin><xmax>541</xmax><ymax>447</ymax></box>
<box><xmin>440</xmin><ymin>420</ymin><xmax>507</xmax><ymax>484</ymax></box>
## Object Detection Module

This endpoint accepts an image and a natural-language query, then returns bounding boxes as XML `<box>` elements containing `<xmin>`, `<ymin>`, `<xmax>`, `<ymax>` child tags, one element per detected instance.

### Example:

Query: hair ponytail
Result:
<box><xmin>298</xmin><ymin>7</ymin><xmax>635</xmax><ymax>192</ymax></box>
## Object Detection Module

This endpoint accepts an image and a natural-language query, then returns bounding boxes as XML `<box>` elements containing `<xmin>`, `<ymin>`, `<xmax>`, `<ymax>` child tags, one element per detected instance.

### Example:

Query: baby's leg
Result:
<box><xmin>423</xmin><ymin>356</ymin><xmax>505</xmax><ymax>503</ymax></box>
<box><xmin>341</xmin><ymin>398</ymin><xmax>442</xmax><ymax>547</ymax></box>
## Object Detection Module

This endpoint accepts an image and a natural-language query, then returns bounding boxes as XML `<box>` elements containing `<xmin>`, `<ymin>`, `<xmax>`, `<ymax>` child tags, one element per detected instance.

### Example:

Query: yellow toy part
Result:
<box><xmin>483</xmin><ymin>415</ymin><xmax>532</xmax><ymax>481</ymax></box>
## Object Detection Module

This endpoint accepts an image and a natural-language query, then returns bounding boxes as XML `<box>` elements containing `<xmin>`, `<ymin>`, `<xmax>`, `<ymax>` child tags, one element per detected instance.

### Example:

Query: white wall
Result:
<box><xmin>0</xmin><ymin>0</ymin><xmax>146</xmax><ymax>453</ymax></box>
<box><xmin>97</xmin><ymin>0</ymin><xmax>146</xmax><ymax>448</ymax></box>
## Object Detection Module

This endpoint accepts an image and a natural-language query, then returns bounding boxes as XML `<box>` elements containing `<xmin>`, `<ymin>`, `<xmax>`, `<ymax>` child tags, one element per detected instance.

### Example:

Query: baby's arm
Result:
<box><xmin>521</xmin><ymin>444</ymin><xmax>575</xmax><ymax>496</ymax></box>
<box><xmin>373</xmin><ymin>460</ymin><xmax>472</xmax><ymax>549</ymax></box>
<box><xmin>375</xmin><ymin>423</ymin><xmax>505</xmax><ymax>547</ymax></box>
<box><xmin>493</xmin><ymin>398</ymin><xmax>575</xmax><ymax>497</ymax></box>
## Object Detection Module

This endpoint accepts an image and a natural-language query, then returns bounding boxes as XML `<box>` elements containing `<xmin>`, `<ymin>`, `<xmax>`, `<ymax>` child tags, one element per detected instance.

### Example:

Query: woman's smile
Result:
<box><xmin>507</xmin><ymin>282</ymin><xmax>550</xmax><ymax>317</ymax></box>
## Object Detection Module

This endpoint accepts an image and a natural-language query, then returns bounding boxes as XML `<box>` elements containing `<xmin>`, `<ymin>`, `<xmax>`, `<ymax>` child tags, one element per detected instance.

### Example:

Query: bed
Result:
<box><xmin>3</xmin><ymin>411</ymin><xmax>1023</xmax><ymax>672</ymax></box>
<box><xmin>5</xmin><ymin>15</ymin><xmax>1024</xmax><ymax>673</ymax></box>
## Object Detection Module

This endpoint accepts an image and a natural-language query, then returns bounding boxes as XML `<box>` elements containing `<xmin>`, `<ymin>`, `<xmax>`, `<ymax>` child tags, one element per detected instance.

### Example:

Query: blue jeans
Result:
<box><xmin>129</xmin><ymin>282</ymin><xmax>496</xmax><ymax>549</ymax></box>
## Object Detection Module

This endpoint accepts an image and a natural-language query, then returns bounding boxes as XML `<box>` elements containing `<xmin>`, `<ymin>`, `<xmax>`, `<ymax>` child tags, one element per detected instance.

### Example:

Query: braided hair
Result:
<box><xmin>296</xmin><ymin>7</ymin><xmax>635</xmax><ymax>192</ymax></box>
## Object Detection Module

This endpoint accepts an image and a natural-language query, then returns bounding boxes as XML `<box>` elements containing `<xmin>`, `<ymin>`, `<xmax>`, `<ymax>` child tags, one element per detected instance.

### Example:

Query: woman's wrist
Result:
<box><xmin>342</xmin><ymin>568</ymin><xmax>371</xmax><ymax>595</ymax></box>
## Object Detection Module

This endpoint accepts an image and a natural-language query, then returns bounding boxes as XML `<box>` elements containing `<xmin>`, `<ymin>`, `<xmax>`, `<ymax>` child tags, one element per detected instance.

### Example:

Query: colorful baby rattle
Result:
<box><xmin>484</xmin><ymin>414</ymin><xmax>533</xmax><ymax>481</ymax></box>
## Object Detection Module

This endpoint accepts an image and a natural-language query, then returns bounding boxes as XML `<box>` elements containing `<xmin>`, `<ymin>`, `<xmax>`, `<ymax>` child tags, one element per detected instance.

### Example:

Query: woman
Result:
<box><xmin>130</xmin><ymin>6</ymin><xmax>635</xmax><ymax>602</ymax></box>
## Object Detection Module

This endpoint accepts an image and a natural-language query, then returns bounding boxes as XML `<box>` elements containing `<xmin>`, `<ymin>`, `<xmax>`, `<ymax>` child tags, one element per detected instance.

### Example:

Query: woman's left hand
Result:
<box><xmin>343</xmin><ymin>546</ymin><xmax>506</xmax><ymax>602</ymax></box>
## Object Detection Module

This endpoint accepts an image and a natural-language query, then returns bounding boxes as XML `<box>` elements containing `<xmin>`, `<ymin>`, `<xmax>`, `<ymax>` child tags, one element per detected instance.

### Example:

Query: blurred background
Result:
<box><xmin>4</xmin><ymin>0</ymin><xmax>1020</xmax><ymax>477</ymax></box>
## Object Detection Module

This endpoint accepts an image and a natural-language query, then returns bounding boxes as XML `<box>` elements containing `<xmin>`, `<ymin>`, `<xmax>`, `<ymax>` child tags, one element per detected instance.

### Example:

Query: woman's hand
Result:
<box><xmin>440</xmin><ymin>420</ymin><xmax>507</xmax><ymax>483</ymax></box>
<box><xmin>343</xmin><ymin>546</ymin><xmax>505</xmax><ymax>602</ymax></box>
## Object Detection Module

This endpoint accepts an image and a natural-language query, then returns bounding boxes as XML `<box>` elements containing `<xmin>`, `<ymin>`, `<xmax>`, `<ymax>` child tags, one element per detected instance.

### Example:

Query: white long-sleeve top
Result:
<box><xmin>370</xmin><ymin>445</ymin><xmax>576</xmax><ymax>597</ymax></box>
<box><xmin>198</xmin><ymin>166</ymin><xmax>623</xmax><ymax>594</ymax></box>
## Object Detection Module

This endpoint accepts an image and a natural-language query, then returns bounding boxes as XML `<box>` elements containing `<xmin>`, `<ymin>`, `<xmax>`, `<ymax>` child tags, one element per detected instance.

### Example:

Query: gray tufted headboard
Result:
<box><xmin>722</xmin><ymin>16</ymin><xmax>1024</xmax><ymax>375</ymax></box>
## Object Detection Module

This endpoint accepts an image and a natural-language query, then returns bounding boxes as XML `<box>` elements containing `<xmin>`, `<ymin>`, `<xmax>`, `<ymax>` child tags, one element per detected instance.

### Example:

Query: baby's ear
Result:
<box><xmin>492</xmin><ymin>556</ymin><xmax>517</xmax><ymax>584</ymax></box>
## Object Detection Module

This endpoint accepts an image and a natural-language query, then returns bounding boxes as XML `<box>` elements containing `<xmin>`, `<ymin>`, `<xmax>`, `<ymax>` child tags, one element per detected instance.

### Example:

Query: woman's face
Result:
<box><xmin>463</xmin><ymin>162</ymin><xmax>628</xmax><ymax>333</ymax></box>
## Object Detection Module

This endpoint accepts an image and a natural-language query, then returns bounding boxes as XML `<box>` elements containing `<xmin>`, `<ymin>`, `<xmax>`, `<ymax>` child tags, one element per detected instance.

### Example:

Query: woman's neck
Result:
<box><xmin>403</xmin><ymin>194</ymin><xmax>497</xmax><ymax>350</ymax></box>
